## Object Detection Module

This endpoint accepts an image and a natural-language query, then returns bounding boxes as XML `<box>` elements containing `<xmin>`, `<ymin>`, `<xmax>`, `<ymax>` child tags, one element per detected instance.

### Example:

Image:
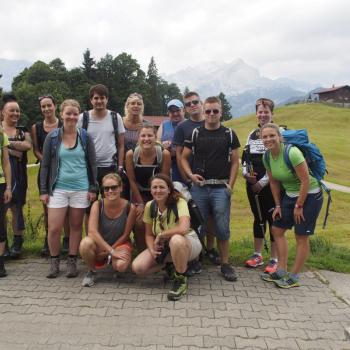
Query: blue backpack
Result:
<box><xmin>264</xmin><ymin>129</ymin><xmax>331</xmax><ymax>228</ymax></box>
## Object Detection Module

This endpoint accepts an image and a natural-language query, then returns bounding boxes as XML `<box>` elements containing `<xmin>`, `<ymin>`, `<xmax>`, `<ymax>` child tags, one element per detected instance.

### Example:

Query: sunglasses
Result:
<box><xmin>184</xmin><ymin>100</ymin><xmax>200</xmax><ymax>107</ymax></box>
<box><xmin>256</xmin><ymin>98</ymin><xmax>274</xmax><ymax>108</ymax></box>
<box><xmin>102</xmin><ymin>185</ymin><xmax>120</xmax><ymax>192</ymax></box>
<box><xmin>204</xmin><ymin>109</ymin><xmax>220</xmax><ymax>115</ymax></box>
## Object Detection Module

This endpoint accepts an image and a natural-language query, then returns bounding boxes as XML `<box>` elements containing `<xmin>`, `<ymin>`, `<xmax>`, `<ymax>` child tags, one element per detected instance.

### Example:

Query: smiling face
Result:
<box><xmin>150</xmin><ymin>178</ymin><xmax>170</xmax><ymax>203</ymax></box>
<box><xmin>261</xmin><ymin>126</ymin><xmax>282</xmax><ymax>151</ymax></box>
<box><xmin>2</xmin><ymin>101</ymin><xmax>20</xmax><ymax>125</ymax></box>
<box><xmin>256</xmin><ymin>104</ymin><xmax>273</xmax><ymax>127</ymax></box>
<box><xmin>90</xmin><ymin>93</ymin><xmax>108</xmax><ymax>112</ymax></box>
<box><xmin>138</xmin><ymin>126</ymin><xmax>156</xmax><ymax>149</ymax></box>
<box><xmin>102</xmin><ymin>176</ymin><xmax>122</xmax><ymax>200</ymax></box>
<box><xmin>127</xmin><ymin>96</ymin><xmax>144</xmax><ymax>117</ymax></box>
<box><xmin>168</xmin><ymin>106</ymin><xmax>185</xmax><ymax>123</ymax></box>
<box><xmin>40</xmin><ymin>97</ymin><xmax>56</xmax><ymax>119</ymax></box>
<box><xmin>61</xmin><ymin>105</ymin><xmax>80</xmax><ymax>128</ymax></box>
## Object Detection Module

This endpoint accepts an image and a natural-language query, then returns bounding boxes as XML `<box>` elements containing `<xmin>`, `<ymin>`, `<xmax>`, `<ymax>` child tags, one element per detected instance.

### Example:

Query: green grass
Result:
<box><xmin>13</xmin><ymin>103</ymin><xmax>350</xmax><ymax>273</ymax></box>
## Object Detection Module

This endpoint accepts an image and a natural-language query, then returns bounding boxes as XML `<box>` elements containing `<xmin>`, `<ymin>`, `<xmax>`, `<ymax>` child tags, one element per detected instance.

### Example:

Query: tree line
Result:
<box><xmin>0</xmin><ymin>49</ymin><xmax>232</xmax><ymax>126</ymax></box>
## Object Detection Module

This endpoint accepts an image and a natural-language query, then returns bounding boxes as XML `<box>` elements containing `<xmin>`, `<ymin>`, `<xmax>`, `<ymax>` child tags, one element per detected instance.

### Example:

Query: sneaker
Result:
<box><xmin>66</xmin><ymin>257</ymin><xmax>78</xmax><ymax>278</ymax></box>
<box><xmin>62</xmin><ymin>237</ymin><xmax>69</xmax><ymax>254</ymax></box>
<box><xmin>261</xmin><ymin>269</ymin><xmax>286</xmax><ymax>282</ymax></box>
<box><xmin>245</xmin><ymin>254</ymin><xmax>263</xmax><ymax>268</ymax></box>
<box><xmin>3</xmin><ymin>240</ymin><xmax>10</xmax><ymax>259</ymax></box>
<box><xmin>206</xmin><ymin>248</ymin><xmax>221</xmax><ymax>265</ymax></box>
<box><xmin>264</xmin><ymin>259</ymin><xmax>278</xmax><ymax>274</ymax></box>
<box><xmin>47</xmin><ymin>257</ymin><xmax>60</xmax><ymax>278</ymax></box>
<box><xmin>82</xmin><ymin>271</ymin><xmax>96</xmax><ymax>287</ymax></box>
<box><xmin>221</xmin><ymin>263</ymin><xmax>237</xmax><ymax>282</ymax></box>
<box><xmin>185</xmin><ymin>260</ymin><xmax>202</xmax><ymax>277</ymax></box>
<box><xmin>167</xmin><ymin>273</ymin><xmax>188</xmax><ymax>301</ymax></box>
<box><xmin>274</xmin><ymin>273</ymin><xmax>300</xmax><ymax>289</ymax></box>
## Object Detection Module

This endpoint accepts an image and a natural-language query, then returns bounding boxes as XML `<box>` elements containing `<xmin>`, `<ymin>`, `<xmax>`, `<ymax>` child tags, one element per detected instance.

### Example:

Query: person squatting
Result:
<box><xmin>0</xmin><ymin>87</ymin><xmax>324</xmax><ymax>300</ymax></box>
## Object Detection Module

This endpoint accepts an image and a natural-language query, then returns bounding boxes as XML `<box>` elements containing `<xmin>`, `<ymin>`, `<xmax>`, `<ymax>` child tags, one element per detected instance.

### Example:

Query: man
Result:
<box><xmin>173</xmin><ymin>91</ymin><xmax>220</xmax><ymax>273</ymax></box>
<box><xmin>181</xmin><ymin>96</ymin><xmax>240</xmax><ymax>281</ymax></box>
<box><xmin>157</xmin><ymin>99</ymin><xmax>185</xmax><ymax>182</ymax></box>
<box><xmin>78</xmin><ymin>84</ymin><xmax>125</xmax><ymax>188</ymax></box>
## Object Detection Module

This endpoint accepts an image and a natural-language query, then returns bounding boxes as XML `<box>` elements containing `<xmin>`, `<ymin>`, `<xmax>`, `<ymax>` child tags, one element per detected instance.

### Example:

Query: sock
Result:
<box><xmin>69</xmin><ymin>255</ymin><xmax>77</xmax><ymax>259</ymax></box>
<box><xmin>270</xmin><ymin>258</ymin><xmax>278</xmax><ymax>263</ymax></box>
<box><xmin>290</xmin><ymin>273</ymin><xmax>299</xmax><ymax>280</ymax></box>
<box><xmin>254</xmin><ymin>252</ymin><xmax>262</xmax><ymax>257</ymax></box>
<box><xmin>51</xmin><ymin>255</ymin><xmax>60</xmax><ymax>259</ymax></box>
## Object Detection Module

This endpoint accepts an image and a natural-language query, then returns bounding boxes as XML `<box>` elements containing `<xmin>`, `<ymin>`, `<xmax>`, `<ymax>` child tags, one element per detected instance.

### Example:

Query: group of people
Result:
<box><xmin>0</xmin><ymin>85</ymin><xmax>323</xmax><ymax>300</ymax></box>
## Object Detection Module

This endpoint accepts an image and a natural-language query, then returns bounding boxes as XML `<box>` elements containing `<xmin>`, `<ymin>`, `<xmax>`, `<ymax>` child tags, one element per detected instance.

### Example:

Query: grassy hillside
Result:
<box><xmin>225</xmin><ymin>102</ymin><xmax>350</xmax><ymax>187</ymax></box>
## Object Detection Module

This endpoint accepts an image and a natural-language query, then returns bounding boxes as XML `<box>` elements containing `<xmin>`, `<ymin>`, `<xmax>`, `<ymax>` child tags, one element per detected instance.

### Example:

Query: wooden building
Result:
<box><xmin>316</xmin><ymin>85</ymin><xmax>350</xmax><ymax>105</ymax></box>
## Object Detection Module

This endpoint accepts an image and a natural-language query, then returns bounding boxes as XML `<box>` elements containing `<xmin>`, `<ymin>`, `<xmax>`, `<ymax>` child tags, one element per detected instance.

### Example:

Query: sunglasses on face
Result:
<box><xmin>102</xmin><ymin>185</ymin><xmax>120</xmax><ymax>192</ymax></box>
<box><xmin>184</xmin><ymin>100</ymin><xmax>200</xmax><ymax>107</ymax></box>
<box><xmin>168</xmin><ymin>108</ymin><xmax>181</xmax><ymax>113</ymax></box>
<box><xmin>204</xmin><ymin>109</ymin><xmax>220</xmax><ymax>115</ymax></box>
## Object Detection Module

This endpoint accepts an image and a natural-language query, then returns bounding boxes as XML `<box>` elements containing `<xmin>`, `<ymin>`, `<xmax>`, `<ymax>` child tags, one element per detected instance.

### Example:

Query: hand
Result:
<box><xmin>272</xmin><ymin>207</ymin><xmax>282</xmax><ymax>221</ymax></box>
<box><xmin>162</xmin><ymin>140</ymin><xmax>171</xmax><ymax>150</ymax></box>
<box><xmin>154</xmin><ymin>233</ymin><xmax>166</xmax><ymax>247</ymax></box>
<box><xmin>294</xmin><ymin>207</ymin><xmax>305</xmax><ymax>224</ymax></box>
<box><xmin>4</xmin><ymin>189</ymin><xmax>12</xmax><ymax>204</ymax></box>
<box><xmin>251</xmin><ymin>182</ymin><xmax>263</xmax><ymax>193</ymax></box>
<box><xmin>190</xmin><ymin>173</ymin><xmax>204</xmax><ymax>185</ymax></box>
<box><xmin>110</xmin><ymin>248</ymin><xmax>129</xmax><ymax>260</ymax></box>
<box><xmin>245</xmin><ymin>172</ymin><xmax>257</xmax><ymax>184</ymax></box>
<box><xmin>87</xmin><ymin>192</ymin><xmax>97</xmax><ymax>203</ymax></box>
<box><xmin>150</xmin><ymin>246</ymin><xmax>161</xmax><ymax>260</ymax></box>
<box><xmin>135</xmin><ymin>205</ymin><xmax>144</xmax><ymax>220</ymax></box>
<box><xmin>40</xmin><ymin>194</ymin><xmax>49</xmax><ymax>205</ymax></box>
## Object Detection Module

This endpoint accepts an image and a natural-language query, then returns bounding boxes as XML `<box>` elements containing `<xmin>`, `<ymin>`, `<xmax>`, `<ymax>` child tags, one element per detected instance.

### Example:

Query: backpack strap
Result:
<box><xmin>111</xmin><ymin>111</ymin><xmax>119</xmax><ymax>162</ymax></box>
<box><xmin>225</xmin><ymin>127</ymin><xmax>233</xmax><ymax>161</ymax></box>
<box><xmin>82</xmin><ymin>111</ymin><xmax>89</xmax><ymax>130</ymax></box>
<box><xmin>133</xmin><ymin>144</ymin><xmax>163</xmax><ymax>169</ymax></box>
<box><xmin>133</xmin><ymin>146</ymin><xmax>141</xmax><ymax>166</ymax></box>
<box><xmin>283</xmin><ymin>144</ymin><xmax>294</xmax><ymax>174</ymax></box>
<box><xmin>77</xmin><ymin>127</ymin><xmax>88</xmax><ymax>149</ymax></box>
<box><xmin>191</xmin><ymin>127</ymin><xmax>200</xmax><ymax>156</ymax></box>
<box><xmin>263</xmin><ymin>150</ymin><xmax>271</xmax><ymax>170</ymax></box>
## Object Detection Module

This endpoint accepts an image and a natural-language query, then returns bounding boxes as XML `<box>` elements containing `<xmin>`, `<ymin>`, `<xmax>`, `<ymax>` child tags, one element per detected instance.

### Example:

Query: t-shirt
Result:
<box><xmin>78</xmin><ymin>110</ymin><xmax>125</xmax><ymax>167</ymax></box>
<box><xmin>0</xmin><ymin>133</ymin><xmax>9</xmax><ymax>184</ymax></box>
<box><xmin>55</xmin><ymin>137</ymin><xmax>89</xmax><ymax>191</ymax></box>
<box><xmin>184</xmin><ymin>125</ymin><xmax>240</xmax><ymax>180</ymax></box>
<box><xmin>143</xmin><ymin>198</ymin><xmax>190</xmax><ymax>236</ymax></box>
<box><xmin>172</xmin><ymin>119</ymin><xmax>204</xmax><ymax>147</ymax></box>
<box><xmin>263</xmin><ymin>144</ymin><xmax>320</xmax><ymax>195</ymax></box>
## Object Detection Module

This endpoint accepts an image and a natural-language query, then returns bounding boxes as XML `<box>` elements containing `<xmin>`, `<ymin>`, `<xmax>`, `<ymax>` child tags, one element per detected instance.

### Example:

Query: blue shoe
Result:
<box><xmin>274</xmin><ymin>273</ymin><xmax>300</xmax><ymax>289</ymax></box>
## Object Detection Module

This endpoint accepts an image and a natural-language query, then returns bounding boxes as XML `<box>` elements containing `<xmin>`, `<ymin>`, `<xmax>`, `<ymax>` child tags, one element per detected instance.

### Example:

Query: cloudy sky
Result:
<box><xmin>1</xmin><ymin>0</ymin><xmax>349</xmax><ymax>86</ymax></box>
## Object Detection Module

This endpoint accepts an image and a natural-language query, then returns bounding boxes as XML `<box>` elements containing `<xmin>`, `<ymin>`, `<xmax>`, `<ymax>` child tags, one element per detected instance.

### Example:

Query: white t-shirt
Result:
<box><xmin>78</xmin><ymin>110</ymin><xmax>125</xmax><ymax>167</ymax></box>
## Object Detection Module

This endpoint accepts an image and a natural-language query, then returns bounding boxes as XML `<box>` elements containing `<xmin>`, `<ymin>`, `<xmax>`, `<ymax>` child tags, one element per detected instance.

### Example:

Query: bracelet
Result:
<box><xmin>109</xmin><ymin>248</ymin><xmax>115</xmax><ymax>255</ymax></box>
<box><xmin>275</xmin><ymin>205</ymin><xmax>281</xmax><ymax>208</ymax></box>
<box><xmin>5</xmin><ymin>186</ymin><xmax>11</xmax><ymax>190</ymax></box>
<box><xmin>295</xmin><ymin>204</ymin><xmax>303</xmax><ymax>209</ymax></box>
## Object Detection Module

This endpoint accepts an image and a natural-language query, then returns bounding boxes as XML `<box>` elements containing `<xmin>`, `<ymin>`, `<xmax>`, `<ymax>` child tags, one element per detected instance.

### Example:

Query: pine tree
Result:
<box><xmin>81</xmin><ymin>49</ymin><xmax>96</xmax><ymax>81</ymax></box>
<box><xmin>219</xmin><ymin>92</ymin><xmax>233</xmax><ymax>120</ymax></box>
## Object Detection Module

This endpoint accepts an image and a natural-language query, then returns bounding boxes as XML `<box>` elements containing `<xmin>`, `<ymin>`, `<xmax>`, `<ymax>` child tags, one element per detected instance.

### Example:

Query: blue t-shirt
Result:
<box><xmin>55</xmin><ymin>137</ymin><xmax>89</xmax><ymax>191</ymax></box>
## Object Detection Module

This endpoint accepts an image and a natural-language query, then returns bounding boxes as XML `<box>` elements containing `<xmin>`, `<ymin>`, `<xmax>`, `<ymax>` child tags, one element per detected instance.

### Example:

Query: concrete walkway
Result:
<box><xmin>0</xmin><ymin>258</ymin><xmax>349</xmax><ymax>350</ymax></box>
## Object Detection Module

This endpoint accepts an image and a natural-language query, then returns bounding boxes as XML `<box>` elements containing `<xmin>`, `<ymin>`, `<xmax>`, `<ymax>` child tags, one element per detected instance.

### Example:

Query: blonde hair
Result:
<box><xmin>260</xmin><ymin>123</ymin><xmax>282</xmax><ymax>138</ymax></box>
<box><xmin>124</xmin><ymin>93</ymin><xmax>144</xmax><ymax>122</ymax></box>
<box><xmin>60</xmin><ymin>99</ymin><xmax>81</xmax><ymax>114</ymax></box>
<box><xmin>102</xmin><ymin>173</ymin><xmax>122</xmax><ymax>187</ymax></box>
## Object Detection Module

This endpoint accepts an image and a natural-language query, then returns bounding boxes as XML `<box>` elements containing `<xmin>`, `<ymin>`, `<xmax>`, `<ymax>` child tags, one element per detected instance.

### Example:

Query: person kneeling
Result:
<box><xmin>79</xmin><ymin>174</ymin><xmax>136</xmax><ymax>287</ymax></box>
<box><xmin>132</xmin><ymin>174</ymin><xmax>202</xmax><ymax>301</ymax></box>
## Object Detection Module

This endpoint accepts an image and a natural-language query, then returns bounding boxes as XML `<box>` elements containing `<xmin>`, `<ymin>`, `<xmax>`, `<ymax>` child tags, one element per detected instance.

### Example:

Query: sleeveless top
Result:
<box><xmin>35</xmin><ymin>119</ymin><xmax>63</xmax><ymax>153</ymax></box>
<box><xmin>98</xmin><ymin>200</ymin><xmax>130</xmax><ymax>245</ymax></box>
<box><xmin>134</xmin><ymin>156</ymin><xmax>161</xmax><ymax>192</ymax></box>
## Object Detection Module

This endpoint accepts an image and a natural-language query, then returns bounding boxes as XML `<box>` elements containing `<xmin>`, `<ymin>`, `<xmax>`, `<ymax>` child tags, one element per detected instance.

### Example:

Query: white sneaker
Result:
<box><xmin>82</xmin><ymin>271</ymin><xmax>96</xmax><ymax>287</ymax></box>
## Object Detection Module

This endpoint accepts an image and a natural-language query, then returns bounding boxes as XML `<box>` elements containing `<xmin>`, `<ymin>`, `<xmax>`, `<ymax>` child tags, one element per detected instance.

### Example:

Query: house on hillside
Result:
<box><xmin>316</xmin><ymin>85</ymin><xmax>350</xmax><ymax>107</ymax></box>
<box><xmin>143</xmin><ymin>116</ymin><xmax>168</xmax><ymax>129</ymax></box>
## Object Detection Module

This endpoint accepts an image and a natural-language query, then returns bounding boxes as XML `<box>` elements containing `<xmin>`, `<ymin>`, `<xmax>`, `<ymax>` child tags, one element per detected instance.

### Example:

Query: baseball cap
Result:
<box><xmin>167</xmin><ymin>99</ymin><xmax>184</xmax><ymax>110</ymax></box>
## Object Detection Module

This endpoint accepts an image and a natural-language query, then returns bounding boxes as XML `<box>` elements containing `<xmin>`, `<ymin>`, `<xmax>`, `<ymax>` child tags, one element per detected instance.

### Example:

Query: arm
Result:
<box><xmin>112</xmin><ymin>203</ymin><xmax>137</xmax><ymax>247</ymax></box>
<box><xmin>175</xmin><ymin>145</ymin><xmax>188</xmax><ymax>182</ymax></box>
<box><xmin>9</xmin><ymin>131</ymin><xmax>32</xmax><ymax>152</ymax></box>
<box><xmin>125</xmin><ymin>150</ymin><xmax>143</xmax><ymax>205</ymax></box>
<box><xmin>39</xmin><ymin>133</ymin><xmax>52</xmax><ymax>203</ymax></box>
<box><xmin>156</xmin><ymin>124</ymin><xmax>163</xmax><ymax>141</ymax></box>
<box><xmin>160</xmin><ymin>149</ymin><xmax>171</xmax><ymax>177</ymax></box>
<box><xmin>181</xmin><ymin>146</ymin><xmax>204</xmax><ymax>184</ymax></box>
<box><xmin>86</xmin><ymin>134</ymin><xmax>97</xmax><ymax>201</ymax></box>
<box><xmin>228</xmin><ymin>148</ymin><xmax>239</xmax><ymax>190</ymax></box>
<box><xmin>293</xmin><ymin>161</ymin><xmax>310</xmax><ymax>224</ymax></box>
<box><xmin>117</xmin><ymin>133</ymin><xmax>125</xmax><ymax>168</ymax></box>
<box><xmin>31</xmin><ymin>124</ymin><xmax>42</xmax><ymax>161</ymax></box>
<box><xmin>2</xmin><ymin>147</ymin><xmax>12</xmax><ymax>203</ymax></box>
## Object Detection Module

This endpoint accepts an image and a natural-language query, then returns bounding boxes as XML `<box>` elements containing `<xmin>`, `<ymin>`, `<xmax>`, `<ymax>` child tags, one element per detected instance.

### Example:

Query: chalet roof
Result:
<box><xmin>317</xmin><ymin>85</ymin><xmax>350</xmax><ymax>94</ymax></box>
<box><xmin>143</xmin><ymin>115</ymin><xmax>168</xmax><ymax>127</ymax></box>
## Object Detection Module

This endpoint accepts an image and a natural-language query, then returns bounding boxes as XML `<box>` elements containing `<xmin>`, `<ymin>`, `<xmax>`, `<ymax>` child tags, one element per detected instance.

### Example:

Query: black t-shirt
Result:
<box><xmin>173</xmin><ymin>119</ymin><xmax>204</xmax><ymax>147</ymax></box>
<box><xmin>184</xmin><ymin>125</ymin><xmax>240</xmax><ymax>180</ymax></box>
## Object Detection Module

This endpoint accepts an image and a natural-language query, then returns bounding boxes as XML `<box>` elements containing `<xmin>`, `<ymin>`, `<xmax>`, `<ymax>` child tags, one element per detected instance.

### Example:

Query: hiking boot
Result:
<box><xmin>221</xmin><ymin>263</ymin><xmax>237</xmax><ymax>282</ymax></box>
<box><xmin>167</xmin><ymin>273</ymin><xmax>188</xmax><ymax>301</ymax></box>
<box><xmin>3</xmin><ymin>240</ymin><xmax>10</xmax><ymax>259</ymax></box>
<box><xmin>274</xmin><ymin>273</ymin><xmax>300</xmax><ymax>289</ymax></box>
<box><xmin>206</xmin><ymin>248</ymin><xmax>221</xmax><ymax>265</ymax></box>
<box><xmin>185</xmin><ymin>259</ymin><xmax>202</xmax><ymax>277</ymax></box>
<box><xmin>82</xmin><ymin>271</ymin><xmax>96</xmax><ymax>287</ymax></box>
<box><xmin>0</xmin><ymin>257</ymin><xmax>7</xmax><ymax>278</ymax></box>
<box><xmin>163</xmin><ymin>262</ymin><xmax>175</xmax><ymax>281</ymax></box>
<box><xmin>261</xmin><ymin>269</ymin><xmax>287</xmax><ymax>282</ymax></box>
<box><xmin>66</xmin><ymin>256</ymin><xmax>78</xmax><ymax>278</ymax></box>
<box><xmin>47</xmin><ymin>257</ymin><xmax>60</xmax><ymax>278</ymax></box>
<box><xmin>41</xmin><ymin>236</ymin><xmax>49</xmax><ymax>257</ymax></box>
<box><xmin>264</xmin><ymin>259</ymin><xmax>278</xmax><ymax>274</ymax></box>
<box><xmin>10</xmin><ymin>235</ymin><xmax>23</xmax><ymax>259</ymax></box>
<box><xmin>62</xmin><ymin>236</ymin><xmax>69</xmax><ymax>254</ymax></box>
<box><xmin>245</xmin><ymin>254</ymin><xmax>263</xmax><ymax>268</ymax></box>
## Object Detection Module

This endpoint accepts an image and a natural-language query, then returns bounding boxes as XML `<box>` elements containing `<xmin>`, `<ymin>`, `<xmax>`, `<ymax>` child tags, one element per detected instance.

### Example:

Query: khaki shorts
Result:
<box><xmin>186</xmin><ymin>230</ymin><xmax>203</xmax><ymax>261</ymax></box>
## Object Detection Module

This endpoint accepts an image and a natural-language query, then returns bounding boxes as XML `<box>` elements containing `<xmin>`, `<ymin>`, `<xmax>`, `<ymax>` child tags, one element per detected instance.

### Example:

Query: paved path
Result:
<box><xmin>0</xmin><ymin>258</ymin><xmax>349</xmax><ymax>350</ymax></box>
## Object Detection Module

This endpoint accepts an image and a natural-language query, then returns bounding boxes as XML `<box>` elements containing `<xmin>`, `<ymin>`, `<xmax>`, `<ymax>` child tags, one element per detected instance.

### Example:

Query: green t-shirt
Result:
<box><xmin>0</xmin><ymin>133</ymin><xmax>10</xmax><ymax>184</ymax></box>
<box><xmin>263</xmin><ymin>144</ymin><xmax>319</xmax><ymax>195</ymax></box>
<box><xmin>143</xmin><ymin>197</ymin><xmax>190</xmax><ymax>236</ymax></box>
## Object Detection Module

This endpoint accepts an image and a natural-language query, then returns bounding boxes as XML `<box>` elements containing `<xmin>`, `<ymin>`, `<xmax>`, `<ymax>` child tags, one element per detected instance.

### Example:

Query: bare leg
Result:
<box><xmin>292</xmin><ymin>235</ymin><xmax>309</xmax><ymax>274</ymax></box>
<box><xmin>68</xmin><ymin>207</ymin><xmax>85</xmax><ymax>255</ymax></box>
<box><xmin>169</xmin><ymin>235</ymin><xmax>191</xmax><ymax>274</ymax></box>
<box><xmin>271</xmin><ymin>227</ymin><xmax>288</xmax><ymax>270</ymax></box>
<box><xmin>79</xmin><ymin>236</ymin><xmax>97</xmax><ymax>270</ymax></box>
<box><xmin>48</xmin><ymin>207</ymin><xmax>68</xmax><ymax>256</ymax></box>
<box><xmin>132</xmin><ymin>249</ymin><xmax>160</xmax><ymax>275</ymax></box>
<box><xmin>133</xmin><ymin>218</ymin><xmax>146</xmax><ymax>252</ymax></box>
<box><xmin>217</xmin><ymin>239</ymin><xmax>230</xmax><ymax>265</ymax></box>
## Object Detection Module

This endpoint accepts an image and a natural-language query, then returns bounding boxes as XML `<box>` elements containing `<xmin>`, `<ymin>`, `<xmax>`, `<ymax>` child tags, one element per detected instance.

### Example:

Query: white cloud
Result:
<box><xmin>1</xmin><ymin>0</ymin><xmax>349</xmax><ymax>85</ymax></box>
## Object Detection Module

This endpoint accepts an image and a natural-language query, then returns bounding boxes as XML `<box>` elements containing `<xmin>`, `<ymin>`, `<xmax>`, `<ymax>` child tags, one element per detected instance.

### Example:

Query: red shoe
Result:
<box><xmin>264</xmin><ymin>259</ymin><xmax>278</xmax><ymax>274</ymax></box>
<box><xmin>245</xmin><ymin>254</ymin><xmax>263</xmax><ymax>268</ymax></box>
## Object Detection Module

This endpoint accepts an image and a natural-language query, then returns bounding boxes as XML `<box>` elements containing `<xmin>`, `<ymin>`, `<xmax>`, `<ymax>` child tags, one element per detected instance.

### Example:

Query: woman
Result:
<box><xmin>1</xmin><ymin>95</ymin><xmax>31</xmax><ymax>258</ymax></box>
<box><xmin>125</xmin><ymin>125</ymin><xmax>171</xmax><ymax>251</ymax></box>
<box><xmin>0</xmin><ymin>125</ymin><xmax>12</xmax><ymax>277</ymax></box>
<box><xmin>79</xmin><ymin>173</ymin><xmax>136</xmax><ymax>287</ymax></box>
<box><xmin>31</xmin><ymin>95</ymin><xmax>69</xmax><ymax>256</ymax></box>
<box><xmin>260</xmin><ymin>123</ymin><xmax>323</xmax><ymax>288</ymax></box>
<box><xmin>40</xmin><ymin>99</ymin><xmax>97</xmax><ymax>278</ymax></box>
<box><xmin>242</xmin><ymin>98</ymin><xmax>277</xmax><ymax>273</ymax></box>
<box><xmin>132</xmin><ymin>174</ymin><xmax>202</xmax><ymax>301</ymax></box>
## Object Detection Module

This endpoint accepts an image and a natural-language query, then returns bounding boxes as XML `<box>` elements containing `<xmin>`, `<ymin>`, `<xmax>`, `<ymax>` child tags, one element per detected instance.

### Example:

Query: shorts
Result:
<box><xmin>47</xmin><ymin>189</ymin><xmax>90</xmax><ymax>209</ymax></box>
<box><xmin>273</xmin><ymin>191</ymin><xmax>323</xmax><ymax>235</ymax></box>
<box><xmin>94</xmin><ymin>241</ymin><xmax>133</xmax><ymax>269</ymax></box>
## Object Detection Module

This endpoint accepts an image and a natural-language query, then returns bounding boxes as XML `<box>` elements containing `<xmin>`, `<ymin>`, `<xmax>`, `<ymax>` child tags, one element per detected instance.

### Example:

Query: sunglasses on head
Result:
<box><xmin>256</xmin><ymin>98</ymin><xmax>274</xmax><ymax>108</ymax></box>
<box><xmin>38</xmin><ymin>94</ymin><xmax>54</xmax><ymax>102</ymax></box>
<box><xmin>102</xmin><ymin>185</ymin><xmax>120</xmax><ymax>192</ymax></box>
<box><xmin>204</xmin><ymin>109</ymin><xmax>220</xmax><ymax>115</ymax></box>
<box><xmin>184</xmin><ymin>100</ymin><xmax>200</xmax><ymax>107</ymax></box>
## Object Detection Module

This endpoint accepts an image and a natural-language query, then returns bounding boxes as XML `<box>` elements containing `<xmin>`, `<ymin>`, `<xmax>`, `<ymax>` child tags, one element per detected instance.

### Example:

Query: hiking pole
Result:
<box><xmin>322</xmin><ymin>190</ymin><xmax>332</xmax><ymax>229</ymax></box>
<box><xmin>254</xmin><ymin>194</ymin><xmax>268</xmax><ymax>252</ymax></box>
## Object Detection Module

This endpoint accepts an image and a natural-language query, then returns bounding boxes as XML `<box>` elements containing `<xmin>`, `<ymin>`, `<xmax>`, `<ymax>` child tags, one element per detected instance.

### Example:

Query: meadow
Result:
<box><xmin>12</xmin><ymin>103</ymin><xmax>350</xmax><ymax>273</ymax></box>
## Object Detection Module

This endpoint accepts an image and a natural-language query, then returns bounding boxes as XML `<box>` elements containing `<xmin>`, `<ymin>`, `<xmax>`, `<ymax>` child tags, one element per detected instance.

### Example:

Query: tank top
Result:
<box><xmin>35</xmin><ymin>119</ymin><xmax>62</xmax><ymax>153</ymax></box>
<box><xmin>98</xmin><ymin>200</ymin><xmax>130</xmax><ymax>245</ymax></box>
<box><xmin>134</xmin><ymin>156</ymin><xmax>161</xmax><ymax>192</ymax></box>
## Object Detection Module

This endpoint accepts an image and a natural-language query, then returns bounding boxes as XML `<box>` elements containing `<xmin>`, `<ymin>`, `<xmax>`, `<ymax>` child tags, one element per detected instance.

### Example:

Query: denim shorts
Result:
<box><xmin>273</xmin><ymin>191</ymin><xmax>323</xmax><ymax>235</ymax></box>
<box><xmin>190</xmin><ymin>184</ymin><xmax>231</xmax><ymax>241</ymax></box>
